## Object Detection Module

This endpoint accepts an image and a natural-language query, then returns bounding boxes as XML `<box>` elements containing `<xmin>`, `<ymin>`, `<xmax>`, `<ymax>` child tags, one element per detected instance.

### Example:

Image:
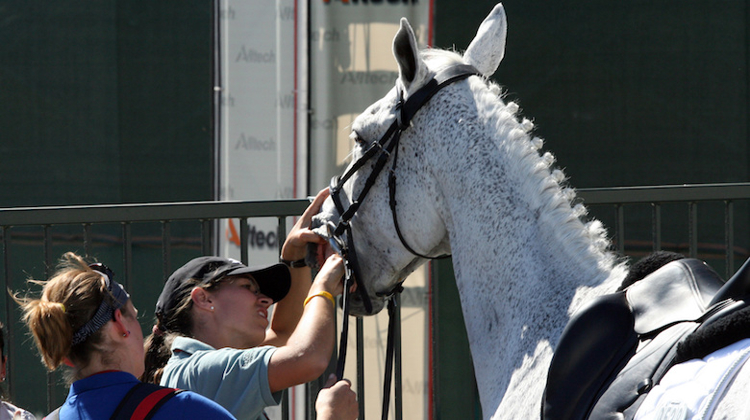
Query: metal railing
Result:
<box><xmin>0</xmin><ymin>199</ymin><xmax>309</xmax><ymax>416</ymax></box>
<box><xmin>579</xmin><ymin>182</ymin><xmax>750</xmax><ymax>278</ymax></box>
<box><xmin>2</xmin><ymin>182</ymin><xmax>750</xmax><ymax>418</ymax></box>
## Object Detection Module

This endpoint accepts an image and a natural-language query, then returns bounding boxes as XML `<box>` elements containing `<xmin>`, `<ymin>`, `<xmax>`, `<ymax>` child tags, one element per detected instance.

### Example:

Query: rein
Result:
<box><xmin>326</xmin><ymin>63</ymin><xmax>481</xmax><ymax>418</ymax></box>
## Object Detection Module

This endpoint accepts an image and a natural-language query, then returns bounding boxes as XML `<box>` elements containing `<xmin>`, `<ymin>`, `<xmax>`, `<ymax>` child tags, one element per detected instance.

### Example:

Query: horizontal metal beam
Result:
<box><xmin>4</xmin><ymin>182</ymin><xmax>750</xmax><ymax>227</ymax></box>
<box><xmin>0</xmin><ymin>199</ymin><xmax>311</xmax><ymax>227</ymax></box>
<box><xmin>578</xmin><ymin>183</ymin><xmax>750</xmax><ymax>205</ymax></box>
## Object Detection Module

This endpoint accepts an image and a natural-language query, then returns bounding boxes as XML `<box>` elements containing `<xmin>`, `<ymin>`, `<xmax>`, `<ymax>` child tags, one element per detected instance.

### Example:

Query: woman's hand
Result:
<box><xmin>281</xmin><ymin>188</ymin><xmax>329</xmax><ymax>261</ymax></box>
<box><xmin>313</xmin><ymin>254</ymin><xmax>346</xmax><ymax>297</ymax></box>
<box><xmin>315</xmin><ymin>374</ymin><xmax>358</xmax><ymax>420</ymax></box>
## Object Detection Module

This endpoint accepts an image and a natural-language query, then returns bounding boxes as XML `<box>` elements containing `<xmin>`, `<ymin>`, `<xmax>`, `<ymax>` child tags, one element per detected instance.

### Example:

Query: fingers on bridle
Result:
<box><xmin>302</xmin><ymin>189</ymin><xmax>330</xmax><ymax>218</ymax></box>
<box><xmin>298</xmin><ymin>230</ymin><xmax>325</xmax><ymax>244</ymax></box>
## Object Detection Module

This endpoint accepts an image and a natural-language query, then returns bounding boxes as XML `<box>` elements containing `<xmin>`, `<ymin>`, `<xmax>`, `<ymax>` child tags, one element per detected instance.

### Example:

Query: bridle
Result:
<box><xmin>326</xmin><ymin>63</ymin><xmax>481</xmax><ymax>419</ymax></box>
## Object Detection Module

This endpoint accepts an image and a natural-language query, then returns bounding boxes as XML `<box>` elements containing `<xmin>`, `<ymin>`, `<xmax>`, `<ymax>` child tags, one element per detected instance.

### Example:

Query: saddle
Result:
<box><xmin>542</xmin><ymin>257</ymin><xmax>750</xmax><ymax>420</ymax></box>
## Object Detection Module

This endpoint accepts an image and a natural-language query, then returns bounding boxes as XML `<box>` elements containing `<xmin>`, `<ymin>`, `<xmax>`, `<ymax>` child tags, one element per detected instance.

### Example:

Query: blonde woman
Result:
<box><xmin>18</xmin><ymin>252</ymin><xmax>235</xmax><ymax>419</ymax></box>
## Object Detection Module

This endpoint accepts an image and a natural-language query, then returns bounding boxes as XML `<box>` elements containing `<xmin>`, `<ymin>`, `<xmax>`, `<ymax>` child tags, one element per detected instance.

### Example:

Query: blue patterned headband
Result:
<box><xmin>70</xmin><ymin>263</ymin><xmax>130</xmax><ymax>346</ymax></box>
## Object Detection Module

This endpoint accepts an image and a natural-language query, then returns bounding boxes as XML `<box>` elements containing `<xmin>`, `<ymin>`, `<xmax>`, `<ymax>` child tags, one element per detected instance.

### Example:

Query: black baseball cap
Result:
<box><xmin>155</xmin><ymin>256</ymin><xmax>291</xmax><ymax>318</ymax></box>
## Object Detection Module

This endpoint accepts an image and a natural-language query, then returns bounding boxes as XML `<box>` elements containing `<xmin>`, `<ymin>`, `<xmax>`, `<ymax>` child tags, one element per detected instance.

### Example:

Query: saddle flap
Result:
<box><xmin>543</xmin><ymin>292</ymin><xmax>637</xmax><ymax>420</ymax></box>
<box><xmin>627</xmin><ymin>259</ymin><xmax>724</xmax><ymax>335</ymax></box>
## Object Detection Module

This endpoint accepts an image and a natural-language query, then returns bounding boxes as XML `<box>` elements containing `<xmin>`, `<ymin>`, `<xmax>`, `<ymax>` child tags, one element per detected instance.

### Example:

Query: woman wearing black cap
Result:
<box><xmin>16</xmin><ymin>252</ymin><xmax>235</xmax><ymax>419</ymax></box>
<box><xmin>143</xmin><ymin>189</ymin><xmax>349</xmax><ymax>420</ymax></box>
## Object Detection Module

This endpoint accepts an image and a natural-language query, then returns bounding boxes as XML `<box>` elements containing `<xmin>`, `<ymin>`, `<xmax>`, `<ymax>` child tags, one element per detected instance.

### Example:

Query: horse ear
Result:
<box><xmin>393</xmin><ymin>18</ymin><xmax>424</xmax><ymax>90</ymax></box>
<box><xmin>463</xmin><ymin>3</ymin><xmax>508</xmax><ymax>77</ymax></box>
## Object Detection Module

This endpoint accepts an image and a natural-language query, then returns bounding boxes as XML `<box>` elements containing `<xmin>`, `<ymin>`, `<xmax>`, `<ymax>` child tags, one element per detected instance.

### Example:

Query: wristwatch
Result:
<box><xmin>279</xmin><ymin>256</ymin><xmax>307</xmax><ymax>268</ymax></box>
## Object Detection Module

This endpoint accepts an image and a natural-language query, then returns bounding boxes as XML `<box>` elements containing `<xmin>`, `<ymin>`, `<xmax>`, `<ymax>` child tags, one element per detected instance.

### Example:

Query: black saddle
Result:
<box><xmin>543</xmin><ymin>257</ymin><xmax>750</xmax><ymax>420</ymax></box>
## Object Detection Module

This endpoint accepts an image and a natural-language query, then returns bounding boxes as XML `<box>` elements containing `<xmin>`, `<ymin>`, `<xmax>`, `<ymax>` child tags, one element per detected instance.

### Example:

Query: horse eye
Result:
<box><xmin>350</xmin><ymin>131</ymin><xmax>366</xmax><ymax>146</ymax></box>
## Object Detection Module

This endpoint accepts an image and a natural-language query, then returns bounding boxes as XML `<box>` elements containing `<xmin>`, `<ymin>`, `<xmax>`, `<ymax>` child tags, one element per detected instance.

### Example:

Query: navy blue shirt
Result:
<box><xmin>57</xmin><ymin>371</ymin><xmax>235</xmax><ymax>419</ymax></box>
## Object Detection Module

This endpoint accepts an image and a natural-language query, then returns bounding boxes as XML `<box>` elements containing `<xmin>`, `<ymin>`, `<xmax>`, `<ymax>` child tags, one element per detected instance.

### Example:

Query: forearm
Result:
<box><xmin>267</xmin><ymin>290</ymin><xmax>336</xmax><ymax>392</ymax></box>
<box><xmin>265</xmin><ymin>188</ymin><xmax>330</xmax><ymax>345</ymax></box>
<box><xmin>264</xmin><ymin>265</ymin><xmax>312</xmax><ymax>346</ymax></box>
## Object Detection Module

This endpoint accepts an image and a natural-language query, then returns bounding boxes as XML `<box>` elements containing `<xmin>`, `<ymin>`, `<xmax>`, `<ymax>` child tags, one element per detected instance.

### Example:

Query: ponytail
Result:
<box><xmin>15</xmin><ymin>252</ymin><xmax>116</xmax><ymax>373</ymax></box>
<box><xmin>141</xmin><ymin>324</ymin><xmax>172</xmax><ymax>383</ymax></box>
<box><xmin>19</xmin><ymin>299</ymin><xmax>73</xmax><ymax>370</ymax></box>
<box><xmin>142</xmin><ymin>278</ymin><xmax>202</xmax><ymax>384</ymax></box>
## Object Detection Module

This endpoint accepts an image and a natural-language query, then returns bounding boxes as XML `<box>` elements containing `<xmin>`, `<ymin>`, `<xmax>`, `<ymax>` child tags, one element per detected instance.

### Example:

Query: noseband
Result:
<box><xmin>326</xmin><ymin>63</ymin><xmax>481</xmax><ymax>417</ymax></box>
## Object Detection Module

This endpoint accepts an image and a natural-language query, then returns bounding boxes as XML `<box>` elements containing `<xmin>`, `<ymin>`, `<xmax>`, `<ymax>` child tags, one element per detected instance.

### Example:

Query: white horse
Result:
<box><xmin>310</xmin><ymin>4</ymin><xmax>749</xmax><ymax>419</ymax></box>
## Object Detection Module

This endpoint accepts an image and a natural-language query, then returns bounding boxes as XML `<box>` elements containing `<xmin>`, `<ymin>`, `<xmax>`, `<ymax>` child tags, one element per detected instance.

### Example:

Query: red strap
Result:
<box><xmin>131</xmin><ymin>388</ymin><xmax>177</xmax><ymax>419</ymax></box>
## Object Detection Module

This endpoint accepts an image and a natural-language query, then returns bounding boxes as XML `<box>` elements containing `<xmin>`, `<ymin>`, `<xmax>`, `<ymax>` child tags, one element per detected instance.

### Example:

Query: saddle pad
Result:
<box><xmin>633</xmin><ymin>338</ymin><xmax>750</xmax><ymax>420</ymax></box>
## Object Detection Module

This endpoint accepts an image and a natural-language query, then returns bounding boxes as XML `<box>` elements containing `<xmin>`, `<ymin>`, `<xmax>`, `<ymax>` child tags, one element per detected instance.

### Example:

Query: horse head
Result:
<box><xmin>310</xmin><ymin>4</ymin><xmax>509</xmax><ymax>316</ymax></box>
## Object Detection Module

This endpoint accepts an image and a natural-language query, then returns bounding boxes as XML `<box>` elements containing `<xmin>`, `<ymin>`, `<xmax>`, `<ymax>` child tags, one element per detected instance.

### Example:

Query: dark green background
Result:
<box><xmin>0</xmin><ymin>2</ymin><xmax>213</xmax><ymax>415</ymax></box>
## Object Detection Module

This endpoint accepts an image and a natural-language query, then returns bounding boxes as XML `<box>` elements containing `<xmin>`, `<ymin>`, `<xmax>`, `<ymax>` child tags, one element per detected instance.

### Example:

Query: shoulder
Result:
<box><xmin>153</xmin><ymin>390</ymin><xmax>236</xmax><ymax>419</ymax></box>
<box><xmin>173</xmin><ymin>343</ymin><xmax>276</xmax><ymax>371</ymax></box>
<box><xmin>162</xmin><ymin>344</ymin><xmax>276</xmax><ymax>389</ymax></box>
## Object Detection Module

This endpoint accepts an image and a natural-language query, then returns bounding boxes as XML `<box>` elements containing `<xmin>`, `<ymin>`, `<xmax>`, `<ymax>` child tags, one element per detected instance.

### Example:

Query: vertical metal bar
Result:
<box><xmin>83</xmin><ymin>223</ymin><xmax>92</xmax><ymax>256</ymax></box>
<box><xmin>122</xmin><ymin>223</ymin><xmax>133</xmax><ymax>291</ymax></box>
<box><xmin>201</xmin><ymin>220</ymin><xmax>212</xmax><ymax>255</ymax></box>
<box><xmin>394</xmin><ymin>293</ymin><xmax>403</xmax><ymax>420</ymax></box>
<box><xmin>430</xmin><ymin>262</ymin><xmax>440</xmax><ymax>420</ymax></box>
<box><xmin>211</xmin><ymin>0</ymin><xmax>222</xmax><ymax>202</ymax></box>
<box><xmin>44</xmin><ymin>225</ymin><xmax>54</xmax><ymax>412</ymax></box>
<box><xmin>161</xmin><ymin>221</ymin><xmax>171</xmax><ymax>282</ymax></box>
<box><xmin>1</xmin><ymin>227</ymin><xmax>13</xmax><ymax>399</ymax></box>
<box><xmin>357</xmin><ymin>317</ymin><xmax>365</xmax><ymax>420</ymax></box>
<box><xmin>306</xmin><ymin>382</ymin><xmax>315</xmax><ymax>420</ymax></box>
<box><xmin>616</xmin><ymin>205</ymin><xmax>625</xmax><ymax>255</ymax></box>
<box><xmin>278</xmin><ymin>215</ymin><xmax>289</xmax><ymax>420</ymax></box>
<box><xmin>725</xmin><ymin>201</ymin><xmax>735</xmax><ymax>278</ymax></box>
<box><xmin>651</xmin><ymin>203</ymin><xmax>662</xmax><ymax>251</ymax></box>
<box><xmin>240</xmin><ymin>218</ymin><xmax>249</xmax><ymax>265</ymax></box>
<box><xmin>278</xmin><ymin>216</ymin><xmax>287</xmax><ymax>256</ymax></box>
<box><xmin>688</xmin><ymin>203</ymin><xmax>698</xmax><ymax>258</ymax></box>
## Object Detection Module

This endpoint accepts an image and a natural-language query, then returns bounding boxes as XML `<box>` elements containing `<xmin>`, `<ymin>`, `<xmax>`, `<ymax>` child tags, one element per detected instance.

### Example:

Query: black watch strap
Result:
<box><xmin>280</xmin><ymin>256</ymin><xmax>307</xmax><ymax>268</ymax></box>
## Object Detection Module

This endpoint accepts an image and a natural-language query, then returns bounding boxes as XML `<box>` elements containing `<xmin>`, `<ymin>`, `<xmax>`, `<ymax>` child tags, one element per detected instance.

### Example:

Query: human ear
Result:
<box><xmin>190</xmin><ymin>287</ymin><xmax>214</xmax><ymax>312</ymax></box>
<box><xmin>111</xmin><ymin>308</ymin><xmax>130</xmax><ymax>338</ymax></box>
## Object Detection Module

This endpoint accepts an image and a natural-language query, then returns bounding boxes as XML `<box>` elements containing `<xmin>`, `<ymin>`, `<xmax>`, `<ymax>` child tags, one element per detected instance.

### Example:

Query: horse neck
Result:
<box><xmin>427</xmin><ymin>83</ymin><xmax>622</xmax><ymax>305</ymax></box>
<box><xmin>435</xmin><ymin>137</ymin><xmax>621</xmax><ymax>338</ymax></box>
<box><xmin>419</xmin><ymin>79</ymin><xmax>625</xmax><ymax>417</ymax></box>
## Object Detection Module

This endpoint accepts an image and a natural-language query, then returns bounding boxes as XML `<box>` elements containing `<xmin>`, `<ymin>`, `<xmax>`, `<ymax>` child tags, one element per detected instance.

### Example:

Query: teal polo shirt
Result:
<box><xmin>161</xmin><ymin>337</ymin><xmax>282</xmax><ymax>420</ymax></box>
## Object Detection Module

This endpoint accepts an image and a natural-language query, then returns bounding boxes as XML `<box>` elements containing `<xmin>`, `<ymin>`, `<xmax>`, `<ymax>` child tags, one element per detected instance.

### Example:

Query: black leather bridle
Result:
<box><xmin>326</xmin><ymin>63</ymin><xmax>481</xmax><ymax>419</ymax></box>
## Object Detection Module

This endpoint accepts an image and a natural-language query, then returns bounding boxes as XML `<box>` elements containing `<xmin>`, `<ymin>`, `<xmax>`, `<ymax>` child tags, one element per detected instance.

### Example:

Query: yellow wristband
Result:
<box><xmin>304</xmin><ymin>291</ymin><xmax>335</xmax><ymax>308</ymax></box>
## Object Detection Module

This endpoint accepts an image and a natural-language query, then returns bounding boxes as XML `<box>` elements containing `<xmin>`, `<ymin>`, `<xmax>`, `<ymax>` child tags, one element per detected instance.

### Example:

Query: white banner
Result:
<box><xmin>218</xmin><ymin>0</ymin><xmax>307</xmax><ymax>265</ymax></box>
